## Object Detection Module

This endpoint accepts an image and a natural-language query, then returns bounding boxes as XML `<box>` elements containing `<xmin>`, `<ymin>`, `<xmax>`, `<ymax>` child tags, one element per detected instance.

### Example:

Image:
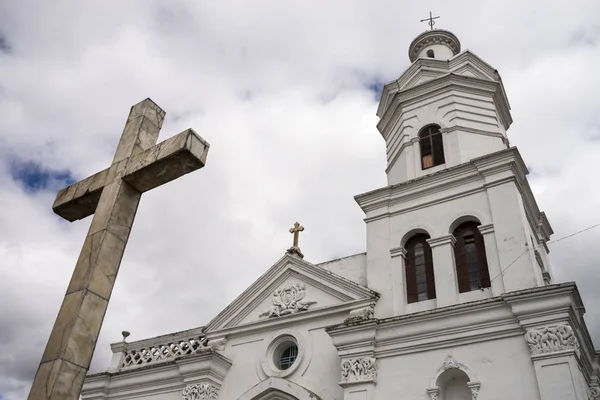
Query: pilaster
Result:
<box><xmin>477</xmin><ymin>224</ymin><xmax>505</xmax><ymax>296</ymax></box>
<box><xmin>390</xmin><ymin>247</ymin><xmax>407</xmax><ymax>315</ymax></box>
<box><xmin>339</xmin><ymin>356</ymin><xmax>377</xmax><ymax>400</ymax></box>
<box><xmin>427</xmin><ymin>235</ymin><xmax>458</xmax><ymax>307</ymax></box>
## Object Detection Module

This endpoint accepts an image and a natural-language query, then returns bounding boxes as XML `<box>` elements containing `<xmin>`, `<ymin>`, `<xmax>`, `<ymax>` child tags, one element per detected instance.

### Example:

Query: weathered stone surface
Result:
<box><xmin>29</xmin><ymin>98</ymin><xmax>210</xmax><ymax>400</ymax></box>
<box><xmin>40</xmin><ymin>291</ymin><xmax>83</xmax><ymax>363</ymax></box>
<box><xmin>29</xmin><ymin>359</ymin><xmax>87</xmax><ymax>400</ymax></box>
<box><xmin>124</xmin><ymin>129</ymin><xmax>209</xmax><ymax>193</ymax></box>
<box><xmin>64</xmin><ymin>291</ymin><xmax>108</xmax><ymax>368</ymax></box>
<box><xmin>66</xmin><ymin>231</ymin><xmax>126</xmax><ymax>299</ymax></box>
<box><xmin>87</xmin><ymin>231</ymin><xmax>126</xmax><ymax>299</ymax></box>
<box><xmin>112</xmin><ymin>99</ymin><xmax>164</xmax><ymax>164</ymax></box>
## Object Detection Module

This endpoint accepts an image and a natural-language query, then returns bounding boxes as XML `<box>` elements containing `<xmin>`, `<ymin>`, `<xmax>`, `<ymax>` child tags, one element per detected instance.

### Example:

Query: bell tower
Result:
<box><xmin>357</xmin><ymin>28</ymin><xmax>553</xmax><ymax>318</ymax></box>
<box><xmin>377</xmin><ymin>29</ymin><xmax>512</xmax><ymax>185</ymax></box>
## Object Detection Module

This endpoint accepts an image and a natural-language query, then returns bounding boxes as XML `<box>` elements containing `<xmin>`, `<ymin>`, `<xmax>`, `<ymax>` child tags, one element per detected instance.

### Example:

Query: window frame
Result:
<box><xmin>453</xmin><ymin>221</ymin><xmax>490</xmax><ymax>293</ymax></box>
<box><xmin>418</xmin><ymin>124</ymin><xmax>445</xmax><ymax>170</ymax></box>
<box><xmin>405</xmin><ymin>234</ymin><xmax>436</xmax><ymax>303</ymax></box>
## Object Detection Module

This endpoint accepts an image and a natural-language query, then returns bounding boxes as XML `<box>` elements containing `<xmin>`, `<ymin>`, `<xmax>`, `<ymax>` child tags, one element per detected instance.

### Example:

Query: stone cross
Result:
<box><xmin>28</xmin><ymin>98</ymin><xmax>210</xmax><ymax>400</ymax></box>
<box><xmin>289</xmin><ymin>222</ymin><xmax>304</xmax><ymax>248</ymax></box>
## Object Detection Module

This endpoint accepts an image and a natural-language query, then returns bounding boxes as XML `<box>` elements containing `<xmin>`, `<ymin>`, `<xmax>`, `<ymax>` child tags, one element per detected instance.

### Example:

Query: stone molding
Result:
<box><xmin>525</xmin><ymin>324</ymin><xmax>580</xmax><ymax>356</ymax></box>
<box><xmin>390</xmin><ymin>246</ymin><xmax>407</xmax><ymax>258</ymax></box>
<box><xmin>428</xmin><ymin>355</ymin><xmax>480</xmax><ymax>400</ymax></box>
<box><xmin>340</xmin><ymin>357</ymin><xmax>377</xmax><ymax>385</ymax></box>
<box><xmin>426</xmin><ymin>235</ymin><xmax>456</xmax><ymax>248</ymax></box>
<box><xmin>408</xmin><ymin>29</ymin><xmax>461</xmax><ymax>62</ymax></box>
<box><xmin>343</xmin><ymin>304</ymin><xmax>376</xmax><ymax>325</ymax></box>
<box><xmin>589</xmin><ymin>386</ymin><xmax>600</xmax><ymax>399</ymax></box>
<box><xmin>181</xmin><ymin>383</ymin><xmax>219</xmax><ymax>400</ymax></box>
<box><xmin>260</xmin><ymin>283</ymin><xmax>317</xmax><ymax>318</ymax></box>
<box><xmin>477</xmin><ymin>223</ymin><xmax>494</xmax><ymax>235</ymax></box>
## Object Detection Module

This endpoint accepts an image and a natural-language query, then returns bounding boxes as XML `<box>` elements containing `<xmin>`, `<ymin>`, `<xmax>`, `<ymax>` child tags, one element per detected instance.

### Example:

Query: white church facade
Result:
<box><xmin>81</xmin><ymin>29</ymin><xmax>600</xmax><ymax>400</ymax></box>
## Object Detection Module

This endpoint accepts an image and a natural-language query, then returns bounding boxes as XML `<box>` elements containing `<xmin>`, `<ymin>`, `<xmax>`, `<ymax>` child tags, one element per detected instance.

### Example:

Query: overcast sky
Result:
<box><xmin>1</xmin><ymin>1</ymin><xmax>599</xmax><ymax>399</ymax></box>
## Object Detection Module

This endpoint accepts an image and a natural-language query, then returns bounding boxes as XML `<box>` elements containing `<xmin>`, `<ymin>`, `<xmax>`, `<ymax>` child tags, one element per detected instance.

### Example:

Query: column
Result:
<box><xmin>524</xmin><ymin>324</ymin><xmax>588</xmax><ymax>400</ymax></box>
<box><xmin>107</xmin><ymin>341</ymin><xmax>126</xmax><ymax>373</ymax></box>
<box><xmin>390</xmin><ymin>247</ymin><xmax>407</xmax><ymax>316</ymax></box>
<box><xmin>427</xmin><ymin>235</ymin><xmax>459</xmax><ymax>307</ymax></box>
<box><xmin>478</xmin><ymin>224</ymin><xmax>505</xmax><ymax>296</ymax></box>
<box><xmin>406</xmin><ymin>136</ymin><xmax>419</xmax><ymax>180</ymax></box>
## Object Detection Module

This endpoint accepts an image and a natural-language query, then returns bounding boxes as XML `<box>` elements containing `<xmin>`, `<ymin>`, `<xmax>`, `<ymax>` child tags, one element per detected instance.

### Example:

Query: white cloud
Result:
<box><xmin>0</xmin><ymin>1</ymin><xmax>599</xmax><ymax>399</ymax></box>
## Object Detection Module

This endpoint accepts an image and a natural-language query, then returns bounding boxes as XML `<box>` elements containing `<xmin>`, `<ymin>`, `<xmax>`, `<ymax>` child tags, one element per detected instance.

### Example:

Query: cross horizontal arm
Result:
<box><xmin>53</xmin><ymin>129</ymin><xmax>209</xmax><ymax>221</ymax></box>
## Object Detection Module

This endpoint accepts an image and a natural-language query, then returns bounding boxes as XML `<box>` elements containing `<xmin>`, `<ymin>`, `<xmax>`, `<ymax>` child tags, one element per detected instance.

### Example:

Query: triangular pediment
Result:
<box><xmin>205</xmin><ymin>254</ymin><xmax>378</xmax><ymax>332</ymax></box>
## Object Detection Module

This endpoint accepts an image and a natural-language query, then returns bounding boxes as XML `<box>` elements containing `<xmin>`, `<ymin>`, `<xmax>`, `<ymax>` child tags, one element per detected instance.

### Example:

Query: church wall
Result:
<box><xmin>375</xmin><ymin>334</ymin><xmax>541</xmax><ymax>400</ymax></box>
<box><xmin>317</xmin><ymin>252</ymin><xmax>367</xmax><ymax>286</ymax></box>
<box><xmin>217</xmin><ymin>313</ymin><xmax>347</xmax><ymax>400</ymax></box>
<box><xmin>365</xmin><ymin>170</ymin><xmax>544</xmax><ymax>317</ymax></box>
<box><xmin>384</xmin><ymin>87</ymin><xmax>507</xmax><ymax>186</ymax></box>
<box><xmin>366</xmin><ymin>217</ymin><xmax>394</xmax><ymax>318</ymax></box>
<box><xmin>417</xmin><ymin>44</ymin><xmax>455</xmax><ymax>60</ymax></box>
<box><xmin>455</xmin><ymin>130</ymin><xmax>506</xmax><ymax>163</ymax></box>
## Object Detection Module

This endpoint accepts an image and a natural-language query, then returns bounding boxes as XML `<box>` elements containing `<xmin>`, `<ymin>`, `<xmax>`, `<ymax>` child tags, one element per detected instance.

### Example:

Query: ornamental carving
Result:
<box><xmin>525</xmin><ymin>324</ymin><xmax>580</xmax><ymax>355</ymax></box>
<box><xmin>589</xmin><ymin>386</ymin><xmax>600</xmax><ymax>399</ymax></box>
<box><xmin>182</xmin><ymin>383</ymin><xmax>219</xmax><ymax>400</ymax></box>
<box><xmin>343</xmin><ymin>303</ymin><xmax>375</xmax><ymax>325</ymax></box>
<box><xmin>340</xmin><ymin>357</ymin><xmax>377</xmax><ymax>383</ymax></box>
<box><xmin>443</xmin><ymin>354</ymin><xmax>460</xmax><ymax>370</ymax></box>
<box><xmin>427</xmin><ymin>388</ymin><xmax>439</xmax><ymax>400</ymax></box>
<box><xmin>260</xmin><ymin>283</ymin><xmax>316</xmax><ymax>318</ymax></box>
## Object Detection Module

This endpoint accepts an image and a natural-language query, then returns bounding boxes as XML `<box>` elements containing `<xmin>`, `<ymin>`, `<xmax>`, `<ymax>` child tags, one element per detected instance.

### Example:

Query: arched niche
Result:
<box><xmin>237</xmin><ymin>377</ymin><xmax>322</xmax><ymax>400</ymax></box>
<box><xmin>427</xmin><ymin>355</ymin><xmax>480</xmax><ymax>400</ymax></box>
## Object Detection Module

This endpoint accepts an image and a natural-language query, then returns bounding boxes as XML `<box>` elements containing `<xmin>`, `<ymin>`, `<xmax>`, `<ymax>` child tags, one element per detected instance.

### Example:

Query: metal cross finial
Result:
<box><xmin>420</xmin><ymin>11</ymin><xmax>440</xmax><ymax>30</ymax></box>
<box><xmin>289</xmin><ymin>222</ymin><xmax>304</xmax><ymax>248</ymax></box>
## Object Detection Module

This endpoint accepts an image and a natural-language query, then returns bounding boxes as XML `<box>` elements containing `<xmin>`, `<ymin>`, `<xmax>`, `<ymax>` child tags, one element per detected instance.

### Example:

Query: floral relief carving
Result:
<box><xmin>525</xmin><ymin>324</ymin><xmax>580</xmax><ymax>355</ymax></box>
<box><xmin>260</xmin><ymin>283</ymin><xmax>316</xmax><ymax>318</ymax></box>
<box><xmin>443</xmin><ymin>354</ymin><xmax>460</xmax><ymax>370</ymax></box>
<box><xmin>340</xmin><ymin>357</ymin><xmax>377</xmax><ymax>383</ymax></box>
<box><xmin>181</xmin><ymin>383</ymin><xmax>219</xmax><ymax>400</ymax></box>
<box><xmin>589</xmin><ymin>386</ymin><xmax>600</xmax><ymax>400</ymax></box>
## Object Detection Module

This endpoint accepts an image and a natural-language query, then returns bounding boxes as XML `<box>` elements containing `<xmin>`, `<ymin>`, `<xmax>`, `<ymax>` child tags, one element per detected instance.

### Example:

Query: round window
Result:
<box><xmin>278</xmin><ymin>344</ymin><xmax>298</xmax><ymax>370</ymax></box>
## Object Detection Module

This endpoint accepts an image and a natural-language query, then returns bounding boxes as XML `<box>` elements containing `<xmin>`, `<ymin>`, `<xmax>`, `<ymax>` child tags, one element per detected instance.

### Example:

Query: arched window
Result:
<box><xmin>419</xmin><ymin>125</ymin><xmax>445</xmax><ymax>169</ymax></box>
<box><xmin>453</xmin><ymin>222</ymin><xmax>490</xmax><ymax>293</ymax></box>
<box><xmin>405</xmin><ymin>234</ymin><xmax>436</xmax><ymax>303</ymax></box>
<box><xmin>426</xmin><ymin>49</ymin><xmax>435</xmax><ymax>58</ymax></box>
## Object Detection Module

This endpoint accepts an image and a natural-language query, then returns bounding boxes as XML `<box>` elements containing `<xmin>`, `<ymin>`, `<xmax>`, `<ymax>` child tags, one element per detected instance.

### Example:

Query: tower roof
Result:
<box><xmin>408</xmin><ymin>29</ymin><xmax>461</xmax><ymax>62</ymax></box>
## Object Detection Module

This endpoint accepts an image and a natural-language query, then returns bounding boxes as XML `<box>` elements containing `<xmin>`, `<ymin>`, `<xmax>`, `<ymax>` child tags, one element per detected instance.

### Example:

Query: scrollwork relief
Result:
<box><xmin>340</xmin><ymin>357</ymin><xmax>377</xmax><ymax>383</ymax></box>
<box><xmin>525</xmin><ymin>324</ymin><xmax>580</xmax><ymax>355</ymax></box>
<box><xmin>443</xmin><ymin>354</ymin><xmax>460</xmax><ymax>370</ymax></box>
<box><xmin>589</xmin><ymin>386</ymin><xmax>600</xmax><ymax>400</ymax></box>
<box><xmin>260</xmin><ymin>283</ymin><xmax>316</xmax><ymax>318</ymax></box>
<box><xmin>182</xmin><ymin>383</ymin><xmax>219</xmax><ymax>400</ymax></box>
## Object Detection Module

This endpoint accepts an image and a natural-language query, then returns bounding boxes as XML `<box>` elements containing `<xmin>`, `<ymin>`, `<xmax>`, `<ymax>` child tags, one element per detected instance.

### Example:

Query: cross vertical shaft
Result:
<box><xmin>28</xmin><ymin>99</ymin><xmax>210</xmax><ymax>400</ymax></box>
<box><xmin>289</xmin><ymin>222</ymin><xmax>304</xmax><ymax>248</ymax></box>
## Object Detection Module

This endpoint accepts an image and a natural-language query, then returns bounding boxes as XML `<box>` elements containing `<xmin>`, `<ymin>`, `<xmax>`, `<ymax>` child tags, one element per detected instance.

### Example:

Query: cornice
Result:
<box><xmin>377</xmin><ymin>73</ymin><xmax>512</xmax><ymax>136</ymax></box>
<box><xmin>427</xmin><ymin>235</ymin><xmax>456</xmax><ymax>248</ymax></box>
<box><xmin>205</xmin><ymin>254</ymin><xmax>378</xmax><ymax>331</ymax></box>
<box><xmin>326</xmin><ymin>284</ymin><xmax>596</xmax><ymax>368</ymax></box>
<box><xmin>355</xmin><ymin>147</ymin><xmax>521</xmax><ymax>213</ymax></box>
<box><xmin>207</xmin><ymin>298</ymin><xmax>376</xmax><ymax>339</ymax></box>
<box><xmin>408</xmin><ymin>29</ymin><xmax>461</xmax><ymax>62</ymax></box>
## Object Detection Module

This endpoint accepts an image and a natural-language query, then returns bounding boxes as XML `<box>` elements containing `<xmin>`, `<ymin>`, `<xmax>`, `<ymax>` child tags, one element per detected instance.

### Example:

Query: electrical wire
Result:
<box><xmin>489</xmin><ymin>222</ymin><xmax>600</xmax><ymax>283</ymax></box>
